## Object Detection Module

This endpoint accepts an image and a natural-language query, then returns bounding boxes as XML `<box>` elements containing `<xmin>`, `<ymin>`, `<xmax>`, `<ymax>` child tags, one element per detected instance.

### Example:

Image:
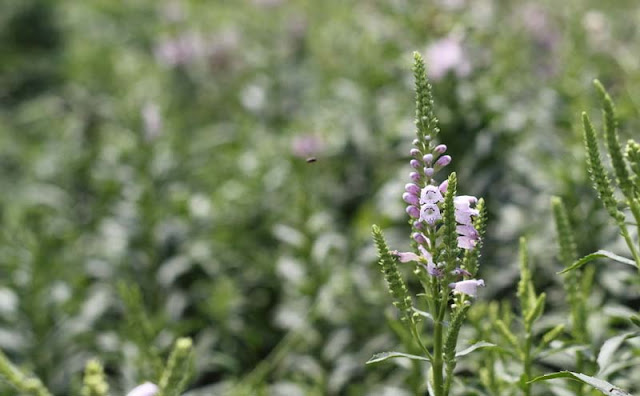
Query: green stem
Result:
<box><xmin>575</xmin><ymin>350</ymin><xmax>585</xmax><ymax>396</ymax></box>
<box><xmin>432</xmin><ymin>320</ymin><xmax>444</xmax><ymax>396</ymax></box>
<box><xmin>619</xmin><ymin>224</ymin><xmax>640</xmax><ymax>271</ymax></box>
<box><xmin>522</xmin><ymin>332</ymin><xmax>532</xmax><ymax>396</ymax></box>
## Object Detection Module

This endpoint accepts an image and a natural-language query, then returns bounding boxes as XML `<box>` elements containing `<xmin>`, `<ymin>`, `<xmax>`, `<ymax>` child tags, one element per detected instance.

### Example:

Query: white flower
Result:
<box><xmin>126</xmin><ymin>382</ymin><xmax>159</xmax><ymax>396</ymax></box>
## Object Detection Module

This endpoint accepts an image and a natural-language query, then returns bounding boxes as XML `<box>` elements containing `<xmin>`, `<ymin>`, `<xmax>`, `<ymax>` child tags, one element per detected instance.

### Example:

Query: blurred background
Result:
<box><xmin>1</xmin><ymin>0</ymin><xmax>640</xmax><ymax>394</ymax></box>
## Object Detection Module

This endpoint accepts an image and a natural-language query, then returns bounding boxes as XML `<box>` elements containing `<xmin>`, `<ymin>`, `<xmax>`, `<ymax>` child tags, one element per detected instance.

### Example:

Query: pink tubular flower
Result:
<box><xmin>393</xmin><ymin>246</ymin><xmax>442</xmax><ymax>277</ymax></box>
<box><xmin>449</xmin><ymin>279</ymin><xmax>485</xmax><ymax>297</ymax></box>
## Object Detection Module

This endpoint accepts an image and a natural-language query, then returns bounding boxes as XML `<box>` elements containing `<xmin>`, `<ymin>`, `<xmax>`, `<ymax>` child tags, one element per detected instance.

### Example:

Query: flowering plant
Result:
<box><xmin>369</xmin><ymin>52</ymin><xmax>492</xmax><ymax>396</ymax></box>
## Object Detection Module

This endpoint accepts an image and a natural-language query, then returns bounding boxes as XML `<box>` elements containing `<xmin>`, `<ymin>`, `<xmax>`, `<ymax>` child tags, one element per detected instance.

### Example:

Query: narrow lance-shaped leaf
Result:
<box><xmin>455</xmin><ymin>341</ymin><xmax>497</xmax><ymax>358</ymax></box>
<box><xmin>528</xmin><ymin>371</ymin><xmax>631</xmax><ymax>396</ymax></box>
<box><xmin>366</xmin><ymin>351</ymin><xmax>431</xmax><ymax>365</ymax></box>
<box><xmin>559</xmin><ymin>250</ymin><xmax>637</xmax><ymax>274</ymax></box>
<box><xmin>597</xmin><ymin>332</ymin><xmax>640</xmax><ymax>376</ymax></box>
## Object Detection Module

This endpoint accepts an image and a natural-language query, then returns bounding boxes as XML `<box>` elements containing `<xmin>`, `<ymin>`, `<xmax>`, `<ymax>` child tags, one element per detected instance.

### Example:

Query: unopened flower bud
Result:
<box><xmin>410</xmin><ymin>148</ymin><xmax>421</xmax><ymax>157</ymax></box>
<box><xmin>410</xmin><ymin>159</ymin><xmax>421</xmax><ymax>169</ymax></box>
<box><xmin>405</xmin><ymin>183</ymin><xmax>421</xmax><ymax>195</ymax></box>
<box><xmin>435</xmin><ymin>144</ymin><xmax>447</xmax><ymax>154</ymax></box>
<box><xmin>403</xmin><ymin>192</ymin><xmax>419</xmax><ymax>205</ymax></box>
<box><xmin>410</xmin><ymin>172</ymin><xmax>421</xmax><ymax>182</ymax></box>
<box><xmin>412</xmin><ymin>138</ymin><xmax>420</xmax><ymax>146</ymax></box>
<box><xmin>435</xmin><ymin>155</ymin><xmax>451</xmax><ymax>167</ymax></box>
<box><xmin>406</xmin><ymin>206</ymin><xmax>420</xmax><ymax>218</ymax></box>
<box><xmin>424</xmin><ymin>167</ymin><xmax>434</xmax><ymax>177</ymax></box>
<box><xmin>413</xmin><ymin>220</ymin><xmax>424</xmax><ymax>230</ymax></box>
<box><xmin>423</xmin><ymin>153</ymin><xmax>433</xmax><ymax>164</ymax></box>
<box><xmin>439</xmin><ymin>180</ymin><xmax>448</xmax><ymax>194</ymax></box>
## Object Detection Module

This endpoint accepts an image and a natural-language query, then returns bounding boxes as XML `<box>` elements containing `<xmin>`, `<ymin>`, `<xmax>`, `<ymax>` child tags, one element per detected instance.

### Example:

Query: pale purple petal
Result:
<box><xmin>420</xmin><ymin>185</ymin><xmax>444</xmax><ymax>204</ymax></box>
<box><xmin>449</xmin><ymin>279</ymin><xmax>485</xmax><ymax>297</ymax></box>
<box><xmin>420</xmin><ymin>203</ymin><xmax>441</xmax><ymax>225</ymax></box>
<box><xmin>456</xmin><ymin>225</ymin><xmax>478</xmax><ymax>238</ymax></box>
<box><xmin>426</xmin><ymin>261</ymin><xmax>443</xmax><ymax>277</ymax></box>
<box><xmin>457</xmin><ymin>235</ymin><xmax>478</xmax><ymax>250</ymax></box>
<box><xmin>126</xmin><ymin>383</ymin><xmax>159</xmax><ymax>396</ymax></box>
<box><xmin>435</xmin><ymin>144</ymin><xmax>447</xmax><ymax>154</ymax></box>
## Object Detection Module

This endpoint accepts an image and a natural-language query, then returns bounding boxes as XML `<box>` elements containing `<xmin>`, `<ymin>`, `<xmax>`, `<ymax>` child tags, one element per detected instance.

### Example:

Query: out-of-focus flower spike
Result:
<box><xmin>582</xmin><ymin>112</ymin><xmax>625</xmax><ymax>222</ymax></box>
<box><xmin>82</xmin><ymin>359</ymin><xmax>109</xmax><ymax>396</ymax></box>
<box><xmin>158</xmin><ymin>338</ymin><xmax>193</xmax><ymax>396</ymax></box>
<box><xmin>594</xmin><ymin>80</ymin><xmax>634</xmax><ymax>198</ymax></box>
<box><xmin>372</xmin><ymin>225</ymin><xmax>413</xmax><ymax>321</ymax></box>
<box><xmin>413</xmin><ymin>52</ymin><xmax>440</xmax><ymax>144</ymax></box>
<box><xmin>625</xmin><ymin>140</ymin><xmax>640</xmax><ymax>185</ymax></box>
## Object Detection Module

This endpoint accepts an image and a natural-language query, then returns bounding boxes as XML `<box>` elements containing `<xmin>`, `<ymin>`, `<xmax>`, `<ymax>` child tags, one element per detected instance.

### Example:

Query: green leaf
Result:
<box><xmin>366</xmin><ymin>351</ymin><xmax>431</xmax><ymax>365</ymax></box>
<box><xmin>528</xmin><ymin>371</ymin><xmax>631</xmax><ymax>396</ymax></box>
<box><xmin>558</xmin><ymin>250</ymin><xmax>637</xmax><ymax>274</ymax></box>
<box><xmin>455</xmin><ymin>341</ymin><xmax>496</xmax><ymax>358</ymax></box>
<box><xmin>630</xmin><ymin>315</ymin><xmax>640</xmax><ymax>327</ymax></box>
<box><xmin>597</xmin><ymin>331</ymin><xmax>640</xmax><ymax>376</ymax></box>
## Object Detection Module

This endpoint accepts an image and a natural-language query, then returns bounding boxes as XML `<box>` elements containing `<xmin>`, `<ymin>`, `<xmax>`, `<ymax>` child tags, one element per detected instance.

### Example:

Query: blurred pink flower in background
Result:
<box><xmin>291</xmin><ymin>134</ymin><xmax>324</xmax><ymax>159</ymax></box>
<box><xmin>142</xmin><ymin>102</ymin><xmax>162</xmax><ymax>141</ymax></box>
<box><xmin>425</xmin><ymin>36</ymin><xmax>471</xmax><ymax>81</ymax></box>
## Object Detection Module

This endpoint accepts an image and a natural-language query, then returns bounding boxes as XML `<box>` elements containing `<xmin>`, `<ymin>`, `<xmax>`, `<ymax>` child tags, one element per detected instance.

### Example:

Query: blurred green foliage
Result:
<box><xmin>1</xmin><ymin>0</ymin><xmax>640</xmax><ymax>394</ymax></box>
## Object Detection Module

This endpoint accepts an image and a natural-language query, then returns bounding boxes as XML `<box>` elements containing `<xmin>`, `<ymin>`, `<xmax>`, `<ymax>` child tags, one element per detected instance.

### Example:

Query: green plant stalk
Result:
<box><xmin>616</xmin><ymin>222</ymin><xmax>640</xmax><ymax>271</ymax></box>
<box><xmin>522</xmin><ymin>331</ymin><xmax>532</xmax><ymax>396</ymax></box>
<box><xmin>432</xmin><ymin>318</ymin><xmax>444</xmax><ymax>396</ymax></box>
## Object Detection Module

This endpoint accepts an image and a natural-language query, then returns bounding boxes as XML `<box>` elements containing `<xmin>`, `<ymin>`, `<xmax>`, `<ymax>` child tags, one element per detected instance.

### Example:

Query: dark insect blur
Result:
<box><xmin>306</xmin><ymin>157</ymin><xmax>317</xmax><ymax>163</ymax></box>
